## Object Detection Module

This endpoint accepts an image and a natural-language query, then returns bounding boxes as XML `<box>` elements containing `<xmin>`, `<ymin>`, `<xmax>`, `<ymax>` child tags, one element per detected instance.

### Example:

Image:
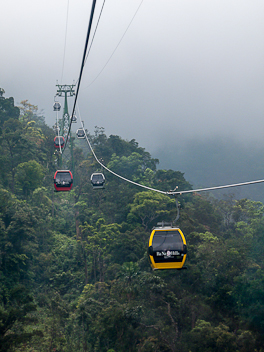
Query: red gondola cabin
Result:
<box><xmin>54</xmin><ymin>170</ymin><xmax>73</xmax><ymax>192</ymax></box>
<box><xmin>54</xmin><ymin>136</ymin><xmax>65</xmax><ymax>149</ymax></box>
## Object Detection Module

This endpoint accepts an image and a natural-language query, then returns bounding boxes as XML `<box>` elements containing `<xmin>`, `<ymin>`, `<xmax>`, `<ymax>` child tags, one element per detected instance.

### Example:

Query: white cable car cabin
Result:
<box><xmin>76</xmin><ymin>128</ymin><xmax>85</xmax><ymax>138</ymax></box>
<box><xmin>53</xmin><ymin>102</ymin><xmax>61</xmax><ymax>111</ymax></box>
<box><xmin>91</xmin><ymin>173</ymin><xmax>105</xmax><ymax>189</ymax></box>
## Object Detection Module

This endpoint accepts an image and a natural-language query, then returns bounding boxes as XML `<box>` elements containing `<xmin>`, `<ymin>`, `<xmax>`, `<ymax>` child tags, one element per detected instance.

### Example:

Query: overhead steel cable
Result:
<box><xmin>62</xmin><ymin>0</ymin><xmax>97</xmax><ymax>154</ymax></box>
<box><xmin>84</xmin><ymin>0</ymin><xmax>144</xmax><ymax>89</ymax></box>
<box><xmin>84</xmin><ymin>0</ymin><xmax>106</xmax><ymax>67</ymax></box>
<box><xmin>75</xmin><ymin>0</ymin><xmax>106</xmax><ymax>87</ymax></box>
<box><xmin>62</xmin><ymin>0</ymin><xmax>142</xmax><ymax>152</ymax></box>
<box><xmin>166</xmin><ymin>179</ymin><xmax>264</xmax><ymax>195</ymax></box>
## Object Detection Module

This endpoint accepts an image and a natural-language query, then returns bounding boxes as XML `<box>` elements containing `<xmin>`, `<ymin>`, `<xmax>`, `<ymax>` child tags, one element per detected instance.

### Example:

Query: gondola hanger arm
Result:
<box><xmin>168</xmin><ymin>186</ymin><xmax>180</xmax><ymax>224</ymax></box>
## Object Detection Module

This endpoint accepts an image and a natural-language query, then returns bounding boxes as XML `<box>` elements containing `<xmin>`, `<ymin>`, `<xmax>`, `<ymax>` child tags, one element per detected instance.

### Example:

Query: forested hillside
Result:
<box><xmin>1</xmin><ymin>89</ymin><xmax>264</xmax><ymax>351</ymax></box>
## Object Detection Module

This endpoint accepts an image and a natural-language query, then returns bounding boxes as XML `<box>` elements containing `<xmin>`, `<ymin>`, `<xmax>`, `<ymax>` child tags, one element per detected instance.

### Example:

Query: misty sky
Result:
<box><xmin>1</xmin><ymin>0</ymin><xmax>264</xmax><ymax>155</ymax></box>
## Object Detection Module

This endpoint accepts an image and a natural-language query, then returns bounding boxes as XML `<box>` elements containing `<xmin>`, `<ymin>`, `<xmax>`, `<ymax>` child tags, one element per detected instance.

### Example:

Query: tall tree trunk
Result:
<box><xmin>83</xmin><ymin>250</ymin><xmax>88</xmax><ymax>285</ymax></box>
<box><xmin>76</xmin><ymin>209</ymin><xmax>88</xmax><ymax>285</ymax></box>
<box><xmin>75</xmin><ymin>210</ymin><xmax>81</xmax><ymax>240</ymax></box>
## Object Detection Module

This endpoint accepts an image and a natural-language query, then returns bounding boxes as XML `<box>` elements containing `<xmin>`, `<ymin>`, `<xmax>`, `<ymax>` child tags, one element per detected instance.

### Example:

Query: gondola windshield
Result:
<box><xmin>55</xmin><ymin>172</ymin><xmax>72</xmax><ymax>185</ymax></box>
<box><xmin>152</xmin><ymin>230</ymin><xmax>184</xmax><ymax>252</ymax></box>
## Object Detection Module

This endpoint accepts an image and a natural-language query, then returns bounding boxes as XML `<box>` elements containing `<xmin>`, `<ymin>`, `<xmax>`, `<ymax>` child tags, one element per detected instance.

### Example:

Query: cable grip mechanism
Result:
<box><xmin>169</xmin><ymin>186</ymin><xmax>180</xmax><ymax>224</ymax></box>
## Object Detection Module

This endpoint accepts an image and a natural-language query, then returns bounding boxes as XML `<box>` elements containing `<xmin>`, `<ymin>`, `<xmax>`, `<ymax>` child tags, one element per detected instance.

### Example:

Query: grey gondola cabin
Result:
<box><xmin>91</xmin><ymin>173</ymin><xmax>105</xmax><ymax>189</ymax></box>
<box><xmin>76</xmin><ymin>128</ymin><xmax>85</xmax><ymax>138</ymax></box>
<box><xmin>53</xmin><ymin>102</ymin><xmax>61</xmax><ymax>111</ymax></box>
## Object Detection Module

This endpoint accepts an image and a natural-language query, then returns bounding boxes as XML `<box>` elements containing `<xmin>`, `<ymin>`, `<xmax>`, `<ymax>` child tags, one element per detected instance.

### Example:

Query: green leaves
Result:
<box><xmin>0</xmin><ymin>285</ymin><xmax>40</xmax><ymax>352</ymax></box>
<box><xmin>189</xmin><ymin>320</ymin><xmax>237</xmax><ymax>352</ymax></box>
<box><xmin>128</xmin><ymin>191</ymin><xmax>174</xmax><ymax>229</ymax></box>
<box><xmin>0</xmin><ymin>93</ymin><xmax>20</xmax><ymax>127</ymax></box>
<box><xmin>15</xmin><ymin>160</ymin><xmax>44</xmax><ymax>196</ymax></box>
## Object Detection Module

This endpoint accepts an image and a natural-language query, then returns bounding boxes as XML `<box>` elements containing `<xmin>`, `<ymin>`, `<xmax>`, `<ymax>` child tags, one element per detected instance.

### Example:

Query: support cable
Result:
<box><xmin>62</xmin><ymin>0</ymin><xmax>142</xmax><ymax>151</ymax></box>
<box><xmin>84</xmin><ymin>0</ymin><xmax>106</xmax><ymax>66</ymax></box>
<box><xmin>62</xmin><ymin>0</ymin><xmax>97</xmax><ymax>154</ymax></box>
<box><xmin>84</xmin><ymin>0</ymin><xmax>144</xmax><ymax>89</ymax></box>
<box><xmin>167</xmin><ymin>179</ymin><xmax>264</xmax><ymax>195</ymax></box>
<box><xmin>75</xmin><ymin>0</ymin><xmax>106</xmax><ymax>87</ymax></box>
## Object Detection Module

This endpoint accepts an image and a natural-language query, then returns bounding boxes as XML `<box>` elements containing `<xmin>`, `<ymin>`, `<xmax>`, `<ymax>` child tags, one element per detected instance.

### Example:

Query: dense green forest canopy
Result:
<box><xmin>1</xmin><ymin>89</ymin><xmax>264</xmax><ymax>351</ymax></box>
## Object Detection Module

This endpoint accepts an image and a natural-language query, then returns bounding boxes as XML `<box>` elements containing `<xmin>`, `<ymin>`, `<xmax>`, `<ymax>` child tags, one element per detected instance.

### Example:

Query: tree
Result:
<box><xmin>0</xmin><ymin>89</ymin><xmax>20</xmax><ymax>127</ymax></box>
<box><xmin>15</xmin><ymin>160</ymin><xmax>44</xmax><ymax>196</ymax></box>
<box><xmin>189</xmin><ymin>320</ymin><xmax>237</xmax><ymax>352</ymax></box>
<box><xmin>128</xmin><ymin>191</ymin><xmax>175</xmax><ymax>229</ymax></box>
<box><xmin>0</xmin><ymin>285</ymin><xmax>41</xmax><ymax>352</ymax></box>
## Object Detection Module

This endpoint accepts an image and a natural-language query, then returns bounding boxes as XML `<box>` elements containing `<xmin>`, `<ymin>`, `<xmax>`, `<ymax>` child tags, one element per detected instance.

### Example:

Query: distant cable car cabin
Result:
<box><xmin>148</xmin><ymin>225</ymin><xmax>187</xmax><ymax>270</ymax></box>
<box><xmin>76</xmin><ymin>128</ymin><xmax>85</xmax><ymax>139</ymax></box>
<box><xmin>72</xmin><ymin>114</ymin><xmax>77</xmax><ymax>123</ymax></box>
<box><xmin>91</xmin><ymin>173</ymin><xmax>105</xmax><ymax>189</ymax></box>
<box><xmin>53</xmin><ymin>102</ymin><xmax>61</xmax><ymax>111</ymax></box>
<box><xmin>54</xmin><ymin>170</ymin><xmax>73</xmax><ymax>192</ymax></box>
<box><xmin>54</xmin><ymin>136</ymin><xmax>65</xmax><ymax>149</ymax></box>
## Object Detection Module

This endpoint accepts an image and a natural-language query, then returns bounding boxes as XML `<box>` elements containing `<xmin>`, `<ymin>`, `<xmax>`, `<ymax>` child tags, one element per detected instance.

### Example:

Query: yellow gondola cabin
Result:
<box><xmin>148</xmin><ymin>226</ymin><xmax>187</xmax><ymax>270</ymax></box>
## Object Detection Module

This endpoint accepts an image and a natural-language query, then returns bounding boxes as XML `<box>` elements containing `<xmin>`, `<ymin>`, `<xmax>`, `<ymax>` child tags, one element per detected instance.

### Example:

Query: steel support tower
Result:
<box><xmin>56</xmin><ymin>84</ymin><xmax>76</xmax><ymax>177</ymax></box>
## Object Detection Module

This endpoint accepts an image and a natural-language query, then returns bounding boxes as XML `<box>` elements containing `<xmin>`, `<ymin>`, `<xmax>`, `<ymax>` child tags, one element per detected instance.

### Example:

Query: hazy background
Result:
<box><xmin>1</xmin><ymin>0</ymin><xmax>264</xmax><ymax>199</ymax></box>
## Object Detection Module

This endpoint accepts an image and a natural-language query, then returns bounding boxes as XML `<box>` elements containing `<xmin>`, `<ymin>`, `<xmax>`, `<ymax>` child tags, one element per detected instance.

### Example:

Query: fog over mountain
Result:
<box><xmin>1</xmin><ymin>0</ymin><xmax>264</xmax><ymax>200</ymax></box>
<box><xmin>153</xmin><ymin>135</ymin><xmax>264</xmax><ymax>202</ymax></box>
